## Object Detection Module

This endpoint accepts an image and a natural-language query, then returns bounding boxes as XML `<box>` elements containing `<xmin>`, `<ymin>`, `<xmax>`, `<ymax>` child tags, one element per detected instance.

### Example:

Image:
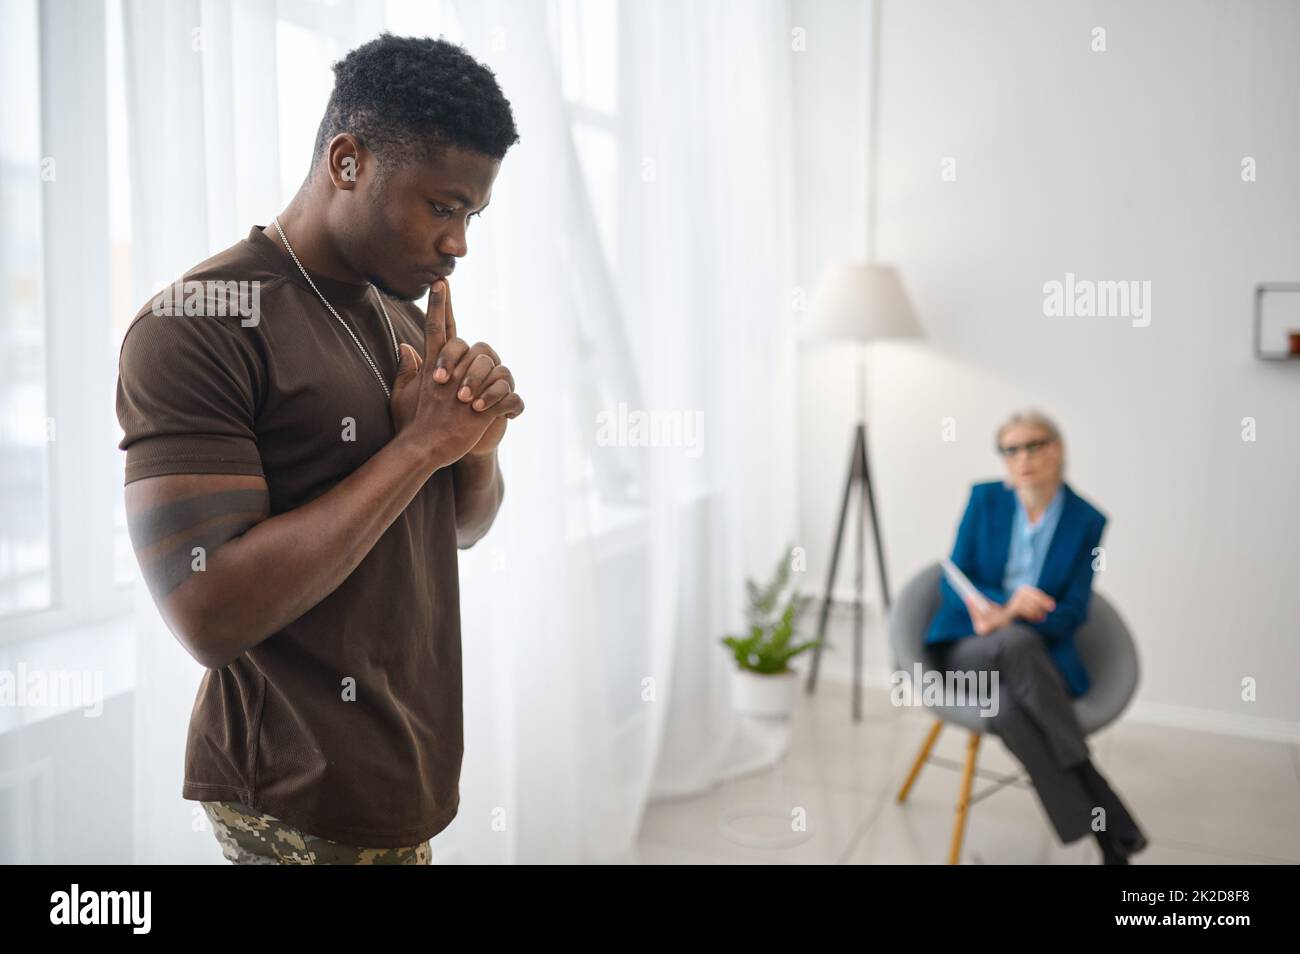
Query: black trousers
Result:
<box><xmin>932</xmin><ymin>623</ymin><xmax>1096</xmax><ymax>843</ymax></box>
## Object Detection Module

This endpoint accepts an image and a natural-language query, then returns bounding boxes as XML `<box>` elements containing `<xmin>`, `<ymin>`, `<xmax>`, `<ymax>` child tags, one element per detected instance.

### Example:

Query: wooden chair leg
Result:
<box><xmin>948</xmin><ymin>731</ymin><xmax>982</xmax><ymax>865</ymax></box>
<box><xmin>896</xmin><ymin>719</ymin><xmax>944</xmax><ymax>803</ymax></box>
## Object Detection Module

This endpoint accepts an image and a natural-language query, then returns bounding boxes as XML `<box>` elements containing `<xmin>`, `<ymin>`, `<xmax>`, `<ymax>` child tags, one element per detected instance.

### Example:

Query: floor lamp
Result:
<box><xmin>802</xmin><ymin>263</ymin><xmax>923</xmax><ymax>721</ymax></box>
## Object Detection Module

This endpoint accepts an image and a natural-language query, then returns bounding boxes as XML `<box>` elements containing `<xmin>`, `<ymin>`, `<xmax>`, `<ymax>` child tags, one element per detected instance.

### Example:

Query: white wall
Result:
<box><xmin>793</xmin><ymin>0</ymin><xmax>1300</xmax><ymax>734</ymax></box>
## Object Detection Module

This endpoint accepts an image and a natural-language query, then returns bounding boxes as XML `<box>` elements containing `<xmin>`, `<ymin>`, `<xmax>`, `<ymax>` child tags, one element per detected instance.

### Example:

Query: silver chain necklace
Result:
<box><xmin>273</xmin><ymin>216</ymin><xmax>400</xmax><ymax>400</ymax></box>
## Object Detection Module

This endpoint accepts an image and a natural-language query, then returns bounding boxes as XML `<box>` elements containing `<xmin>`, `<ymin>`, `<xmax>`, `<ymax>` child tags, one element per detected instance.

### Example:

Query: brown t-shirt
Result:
<box><xmin>116</xmin><ymin>224</ymin><xmax>462</xmax><ymax>848</ymax></box>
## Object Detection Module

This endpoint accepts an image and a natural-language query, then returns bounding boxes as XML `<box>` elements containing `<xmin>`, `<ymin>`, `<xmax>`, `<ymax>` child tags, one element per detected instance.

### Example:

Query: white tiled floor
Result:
<box><xmin>633</xmin><ymin>677</ymin><xmax>1300</xmax><ymax>865</ymax></box>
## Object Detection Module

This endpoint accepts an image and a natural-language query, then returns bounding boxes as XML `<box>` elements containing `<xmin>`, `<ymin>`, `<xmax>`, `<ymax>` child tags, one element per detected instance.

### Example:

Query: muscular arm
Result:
<box><xmin>127</xmin><ymin>433</ymin><xmax>435</xmax><ymax>670</ymax></box>
<box><xmin>451</xmin><ymin>447</ymin><xmax>504</xmax><ymax>549</ymax></box>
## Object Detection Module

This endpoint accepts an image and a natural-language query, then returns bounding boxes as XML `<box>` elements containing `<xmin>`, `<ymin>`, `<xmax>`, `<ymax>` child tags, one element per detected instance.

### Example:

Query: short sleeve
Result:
<box><xmin>116</xmin><ymin>309</ymin><xmax>266</xmax><ymax>484</ymax></box>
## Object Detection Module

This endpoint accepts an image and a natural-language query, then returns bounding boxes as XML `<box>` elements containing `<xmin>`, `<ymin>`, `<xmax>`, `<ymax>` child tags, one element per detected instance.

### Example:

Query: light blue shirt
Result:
<box><xmin>1002</xmin><ymin>484</ymin><xmax>1065</xmax><ymax>594</ymax></box>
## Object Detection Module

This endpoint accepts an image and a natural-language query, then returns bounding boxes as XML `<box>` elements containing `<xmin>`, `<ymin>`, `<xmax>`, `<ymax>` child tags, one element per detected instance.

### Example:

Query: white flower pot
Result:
<box><xmin>731</xmin><ymin>668</ymin><xmax>797</xmax><ymax>718</ymax></box>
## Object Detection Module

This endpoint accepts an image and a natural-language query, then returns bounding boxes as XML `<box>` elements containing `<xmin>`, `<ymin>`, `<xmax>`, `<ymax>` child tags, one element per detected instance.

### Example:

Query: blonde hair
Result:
<box><xmin>996</xmin><ymin>409</ymin><xmax>1066</xmax><ymax>482</ymax></box>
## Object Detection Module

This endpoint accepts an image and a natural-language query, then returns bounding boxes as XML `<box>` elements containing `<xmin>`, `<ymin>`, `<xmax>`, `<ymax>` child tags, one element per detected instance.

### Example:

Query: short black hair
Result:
<box><xmin>312</xmin><ymin>33</ymin><xmax>519</xmax><ymax>177</ymax></box>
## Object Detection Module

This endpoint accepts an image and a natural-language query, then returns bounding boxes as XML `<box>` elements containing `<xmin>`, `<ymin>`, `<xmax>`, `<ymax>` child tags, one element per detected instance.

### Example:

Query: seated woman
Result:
<box><xmin>926</xmin><ymin>409</ymin><xmax>1147</xmax><ymax>864</ymax></box>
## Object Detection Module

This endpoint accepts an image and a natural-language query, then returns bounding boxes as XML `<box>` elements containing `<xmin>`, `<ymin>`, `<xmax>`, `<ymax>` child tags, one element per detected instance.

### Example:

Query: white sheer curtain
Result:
<box><xmin>123</xmin><ymin>0</ymin><xmax>797</xmax><ymax>864</ymax></box>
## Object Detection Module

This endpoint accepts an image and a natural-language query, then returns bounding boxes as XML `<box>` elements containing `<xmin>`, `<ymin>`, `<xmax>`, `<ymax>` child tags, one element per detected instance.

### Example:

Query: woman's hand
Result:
<box><xmin>1006</xmin><ymin>585</ymin><xmax>1056</xmax><ymax>623</ymax></box>
<box><xmin>965</xmin><ymin>596</ymin><xmax>1012</xmax><ymax>636</ymax></box>
<box><xmin>966</xmin><ymin>585</ymin><xmax>1057</xmax><ymax>636</ymax></box>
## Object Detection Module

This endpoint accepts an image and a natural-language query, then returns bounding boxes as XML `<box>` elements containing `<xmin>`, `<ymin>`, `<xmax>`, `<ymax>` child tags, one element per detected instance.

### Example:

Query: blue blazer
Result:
<box><xmin>925</xmin><ymin>480</ymin><xmax>1108</xmax><ymax>698</ymax></box>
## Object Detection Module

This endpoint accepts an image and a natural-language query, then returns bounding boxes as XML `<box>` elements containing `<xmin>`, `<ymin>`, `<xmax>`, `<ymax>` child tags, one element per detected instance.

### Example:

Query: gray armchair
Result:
<box><xmin>889</xmin><ymin>562</ymin><xmax>1139</xmax><ymax>862</ymax></box>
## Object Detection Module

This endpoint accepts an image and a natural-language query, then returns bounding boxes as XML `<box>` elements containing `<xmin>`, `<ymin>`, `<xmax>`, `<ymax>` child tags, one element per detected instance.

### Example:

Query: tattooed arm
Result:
<box><xmin>125</xmin><ymin>435</ymin><xmax>435</xmax><ymax>670</ymax></box>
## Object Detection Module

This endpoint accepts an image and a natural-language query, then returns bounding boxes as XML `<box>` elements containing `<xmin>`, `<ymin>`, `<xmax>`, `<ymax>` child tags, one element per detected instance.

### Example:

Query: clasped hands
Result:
<box><xmin>394</xmin><ymin>276</ymin><xmax>523</xmax><ymax>461</ymax></box>
<box><xmin>963</xmin><ymin>585</ymin><xmax>1056</xmax><ymax>636</ymax></box>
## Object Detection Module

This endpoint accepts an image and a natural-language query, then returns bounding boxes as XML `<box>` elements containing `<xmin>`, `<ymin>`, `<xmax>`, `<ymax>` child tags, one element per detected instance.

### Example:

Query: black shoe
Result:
<box><xmin>1075</xmin><ymin>759</ymin><xmax>1146</xmax><ymax>855</ymax></box>
<box><xmin>1117</xmin><ymin>829</ymin><xmax>1148</xmax><ymax>858</ymax></box>
<box><xmin>1094</xmin><ymin>830</ymin><xmax>1128</xmax><ymax>865</ymax></box>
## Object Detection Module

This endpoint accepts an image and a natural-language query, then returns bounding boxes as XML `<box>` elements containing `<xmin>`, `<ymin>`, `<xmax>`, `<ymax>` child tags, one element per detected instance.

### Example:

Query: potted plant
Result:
<box><xmin>721</xmin><ymin>546</ymin><xmax>824</xmax><ymax>718</ymax></box>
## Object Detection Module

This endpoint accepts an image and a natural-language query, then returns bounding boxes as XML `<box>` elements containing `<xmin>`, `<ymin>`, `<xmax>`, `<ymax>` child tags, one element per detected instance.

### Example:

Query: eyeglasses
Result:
<box><xmin>997</xmin><ymin>438</ymin><xmax>1054</xmax><ymax>459</ymax></box>
<box><xmin>998</xmin><ymin>439</ymin><xmax>1050</xmax><ymax>462</ymax></box>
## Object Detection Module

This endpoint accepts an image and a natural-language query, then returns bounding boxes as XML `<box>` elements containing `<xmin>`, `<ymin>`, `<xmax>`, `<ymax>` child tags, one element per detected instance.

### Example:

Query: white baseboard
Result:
<box><xmin>1122</xmin><ymin>699</ymin><xmax>1300</xmax><ymax>744</ymax></box>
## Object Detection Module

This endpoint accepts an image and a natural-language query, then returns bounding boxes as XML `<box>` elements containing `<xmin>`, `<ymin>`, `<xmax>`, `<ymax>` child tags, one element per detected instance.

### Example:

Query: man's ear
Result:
<box><xmin>325</xmin><ymin>133</ymin><xmax>366</xmax><ymax>190</ymax></box>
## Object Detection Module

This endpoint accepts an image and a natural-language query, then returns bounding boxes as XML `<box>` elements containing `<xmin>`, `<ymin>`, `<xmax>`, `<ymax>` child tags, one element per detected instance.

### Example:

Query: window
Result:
<box><xmin>554</xmin><ymin>0</ymin><xmax>620</xmax><ymax>274</ymax></box>
<box><xmin>1</xmin><ymin>0</ymin><xmax>131</xmax><ymax>640</ymax></box>
<box><xmin>0</xmin><ymin>0</ymin><xmax>51</xmax><ymax>616</ymax></box>
<box><xmin>548</xmin><ymin>0</ymin><xmax>651</xmax><ymax>530</ymax></box>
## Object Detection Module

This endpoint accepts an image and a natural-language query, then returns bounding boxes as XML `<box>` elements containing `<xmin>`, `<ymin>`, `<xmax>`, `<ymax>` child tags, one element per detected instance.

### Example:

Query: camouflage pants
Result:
<box><xmin>202</xmin><ymin>800</ymin><xmax>432</xmax><ymax>865</ymax></box>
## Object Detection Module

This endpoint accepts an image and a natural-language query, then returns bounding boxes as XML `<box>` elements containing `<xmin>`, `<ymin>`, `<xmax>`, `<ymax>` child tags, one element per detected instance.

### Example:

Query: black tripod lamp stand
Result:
<box><xmin>800</xmin><ymin>263</ymin><xmax>923</xmax><ymax>721</ymax></box>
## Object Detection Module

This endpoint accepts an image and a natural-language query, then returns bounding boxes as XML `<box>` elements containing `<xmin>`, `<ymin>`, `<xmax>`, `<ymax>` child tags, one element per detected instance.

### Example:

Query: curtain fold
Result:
<box><xmin>618</xmin><ymin>0</ymin><xmax>800</xmax><ymax>805</ymax></box>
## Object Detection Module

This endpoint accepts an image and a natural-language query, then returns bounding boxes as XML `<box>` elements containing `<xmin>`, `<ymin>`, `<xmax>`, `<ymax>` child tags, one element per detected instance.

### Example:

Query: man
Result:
<box><xmin>116</xmin><ymin>34</ymin><xmax>524</xmax><ymax>864</ymax></box>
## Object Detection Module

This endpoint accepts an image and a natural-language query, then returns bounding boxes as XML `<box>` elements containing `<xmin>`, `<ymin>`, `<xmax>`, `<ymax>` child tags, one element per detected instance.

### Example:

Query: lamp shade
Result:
<box><xmin>803</xmin><ymin>263</ymin><xmax>923</xmax><ymax>343</ymax></box>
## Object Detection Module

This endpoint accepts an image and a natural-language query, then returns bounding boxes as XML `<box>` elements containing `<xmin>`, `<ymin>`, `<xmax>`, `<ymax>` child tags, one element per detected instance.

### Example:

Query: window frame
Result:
<box><xmin>0</xmin><ymin>1</ymin><xmax>126</xmax><ymax>645</ymax></box>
